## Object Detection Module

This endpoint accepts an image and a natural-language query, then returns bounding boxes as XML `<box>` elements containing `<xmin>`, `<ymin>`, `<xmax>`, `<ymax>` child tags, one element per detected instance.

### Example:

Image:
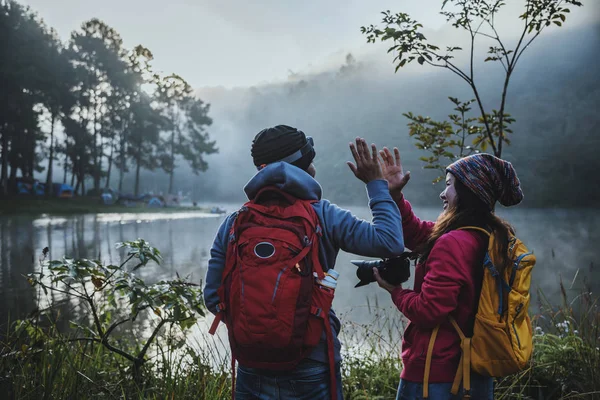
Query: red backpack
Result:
<box><xmin>209</xmin><ymin>186</ymin><xmax>338</xmax><ymax>400</ymax></box>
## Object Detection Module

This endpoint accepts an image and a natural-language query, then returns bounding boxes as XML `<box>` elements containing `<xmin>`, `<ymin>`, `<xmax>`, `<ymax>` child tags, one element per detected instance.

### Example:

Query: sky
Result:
<box><xmin>18</xmin><ymin>0</ymin><xmax>600</xmax><ymax>88</ymax></box>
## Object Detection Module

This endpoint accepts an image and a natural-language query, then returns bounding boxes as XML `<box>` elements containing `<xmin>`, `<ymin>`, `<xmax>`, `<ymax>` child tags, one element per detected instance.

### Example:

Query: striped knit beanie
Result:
<box><xmin>251</xmin><ymin>125</ymin><xmax>315</xmax><ymax>171</ymax></box>
<box><xmin>446</xmin><ymin>153</ymin><xmax>523</xmax><ymax>210</ymax></box>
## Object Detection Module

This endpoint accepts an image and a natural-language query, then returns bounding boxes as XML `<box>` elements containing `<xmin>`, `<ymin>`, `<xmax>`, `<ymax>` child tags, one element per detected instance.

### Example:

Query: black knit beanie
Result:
<box><xmin>251</xmin><ymin>125</ymin><xmax>315</xmax><ymax>171</ymax></box>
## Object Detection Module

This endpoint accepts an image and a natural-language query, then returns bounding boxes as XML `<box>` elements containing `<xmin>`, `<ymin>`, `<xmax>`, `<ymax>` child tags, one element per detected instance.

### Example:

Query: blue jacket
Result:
<box><xmin>204</xmin><ymin>162</ymin><xmax>405</xmax><ymax>364</ymax></box>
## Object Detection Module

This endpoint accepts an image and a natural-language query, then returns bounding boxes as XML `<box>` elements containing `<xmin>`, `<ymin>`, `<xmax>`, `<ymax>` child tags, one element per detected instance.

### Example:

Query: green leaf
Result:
<box><xmin>417</xmin><ymin>56</ymin><xmax>425</xmax><ymax>65</ymax></box>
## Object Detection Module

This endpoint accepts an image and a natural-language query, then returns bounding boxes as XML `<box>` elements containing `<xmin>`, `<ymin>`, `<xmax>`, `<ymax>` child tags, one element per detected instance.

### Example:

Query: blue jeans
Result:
<box><xmin>235</xmin><ymin>359</ymin><xmax>343</xmax><ymax>400</ymax></box>
<box><xmin>396</xmin><ymin>375</ymin><xmax>494</xmax><ymax>400</ymax></box>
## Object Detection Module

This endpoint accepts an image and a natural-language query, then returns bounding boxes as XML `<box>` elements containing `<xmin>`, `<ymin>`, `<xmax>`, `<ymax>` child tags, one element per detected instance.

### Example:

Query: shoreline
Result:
<box><xmin>0</xmin><ymin>197</ymin><xmax>220</xmax><ymax>217</ymax></box>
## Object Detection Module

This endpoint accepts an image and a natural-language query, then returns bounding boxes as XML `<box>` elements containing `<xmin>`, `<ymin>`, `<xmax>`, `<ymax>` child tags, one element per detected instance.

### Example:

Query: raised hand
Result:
<box><xmin>347</xmin><ymin>137</ymin><xmax>384</xmax><ymax>184</ymax></box>
<box><xmin>379</xmin><ymin>147</ymin><xmax>411</xmax><ymax>194</ymax></box>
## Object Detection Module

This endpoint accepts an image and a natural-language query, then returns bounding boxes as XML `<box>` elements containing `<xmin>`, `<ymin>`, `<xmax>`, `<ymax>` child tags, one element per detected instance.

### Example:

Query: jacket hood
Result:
<box><xmin>243</xmin><ymin>162</ymin><xmax>322</xmax><ymax>201</ymax></box>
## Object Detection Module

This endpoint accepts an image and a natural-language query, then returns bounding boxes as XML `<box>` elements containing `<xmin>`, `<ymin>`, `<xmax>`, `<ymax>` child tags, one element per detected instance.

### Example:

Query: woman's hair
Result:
<box><xmin>417</xmin><ymin>175</ymin><xmax>515</xmax><ymax>275</ymax></box>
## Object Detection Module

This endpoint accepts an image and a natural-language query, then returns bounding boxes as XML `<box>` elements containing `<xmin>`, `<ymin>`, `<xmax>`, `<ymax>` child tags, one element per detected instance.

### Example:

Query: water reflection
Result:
<box><xmin>0</xmin><ymin>218</ymin><xmax>38</xmax><ymax>331</ymax></box>
<box><xmin>0</xmin><ymin>212</ymin><xmax>224</xmax><ymax>336</ymax></box>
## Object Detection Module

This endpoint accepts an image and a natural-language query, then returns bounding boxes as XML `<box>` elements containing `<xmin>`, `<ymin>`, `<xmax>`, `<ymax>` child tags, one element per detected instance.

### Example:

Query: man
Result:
<box><xmin>204</xmin><ymin>124</ymin><xmax>404</xmax><ymax>399</ymax></box>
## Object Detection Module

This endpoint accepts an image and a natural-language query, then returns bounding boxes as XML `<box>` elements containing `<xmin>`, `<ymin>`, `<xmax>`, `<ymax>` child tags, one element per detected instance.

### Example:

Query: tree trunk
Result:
<box><xmin>76</xmin><ymin>154</ymin><xmax>85</xmax><ymax>196</ymax></box>
<box><xmin>118</xmin><ymin>167</ymin><xmax>125</xmax><ymax>193</ymax></box>
<box><xmin>118</xmin><ymin>119</ymin><xmax>127</xmax><ymax>194</ymax></box>
<box><xmin>93</xmin><ymin>101</ymin><xmax>100</xmax><ymax>192</ymax></box>
<box><xmin>105</xmin><ymin>140</ymin><xmax>114</xmax><ymax>189</ymax></box>
<box><xmin>26</xmin><ymin>129</ymin><xmax>35</xmax><ymax>179</ymax></box>
<box><xmin>134</xmin><ymin>158</ymin><xmax>141</xmax><ymax>197</ymax></box>
<box><xmin>63</xmin><ymin>136</ymin><xmax>69</xmax><ymax>185</ymax></box>
<box><xmin>118</xmin><ymin>165</ymin><xmax>125</xmax><ymax>193</ymax></box>
<box><xmin>71</xmin><ymin>154</ymin><xmax>77</xmax><ymax>187</ymax></box>
<box><xmin>1</xmin><ymin>128</ymin><xmax>8</xmax><ymax>196</ymax></box>
<box><xmin>45</xmin><ymin>114</ymin><xmax>56</xmax><ymax>195</ymax></box>
<box><xmin>168</xmin><ymin>130</ymin><xmax>175</xmax><ymax>194</ymax></box>
<box><xmin>8</xmin><ymin>132</ymin><xmax>18</xmax><ymax>185</ymax></box>
<box><xmin>74</xmin><ymin>175</ymin><xmax>80</xmax><ymax>194</ymax></box>
<box><xmin>63</xmin><ymin>144</ymin><xmax>68</xmax><ymax>185</ymax></box>
<box><xmin>70</xmin><ymin>160</ymin><xmax>76</xmax><ymax>187</ymax></box>
<box><xmin>9</xmin><ymin>164</ymin><xmax>17</xmax><ymax>182</ymax></box>
<box><xmin>80</xmin><ymin>170</ymin><xmax>86</xmax><ymax>197</ymax></box>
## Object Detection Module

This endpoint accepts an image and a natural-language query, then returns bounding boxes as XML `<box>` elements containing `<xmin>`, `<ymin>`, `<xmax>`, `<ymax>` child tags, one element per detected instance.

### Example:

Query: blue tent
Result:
<box><xmin>53</xmin><ymin>183</ymin><xmax>74</xmax><ymax>198</ymax></box>
<box><xmin>16</xmin><ymin>181</ymin><xmax>31</xmax><ymax>195</ymax></box>
<box><xmin>33</xmin><ymin>182</ymin><xmax>45</xmax><ymax>196</ymax></box>
<box><xmin>148</xmin><ymin>197</ymin><xmax>164</xmax><ymax>207</ymax></box>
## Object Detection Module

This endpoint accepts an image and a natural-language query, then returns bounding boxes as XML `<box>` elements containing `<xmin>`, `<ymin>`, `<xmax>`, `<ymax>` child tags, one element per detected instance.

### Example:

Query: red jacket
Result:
<box><xmin>391</xmin><ymin>195</ymin><xmax>487</xmax><ymax>383</ymax></box>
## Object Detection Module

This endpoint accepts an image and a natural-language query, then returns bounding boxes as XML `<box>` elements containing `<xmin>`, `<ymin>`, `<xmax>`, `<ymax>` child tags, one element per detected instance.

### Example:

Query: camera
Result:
<box><xmin>351</xmin><ymin>252</ymin><xmax>413</xmax><ymax>288</ymax></box>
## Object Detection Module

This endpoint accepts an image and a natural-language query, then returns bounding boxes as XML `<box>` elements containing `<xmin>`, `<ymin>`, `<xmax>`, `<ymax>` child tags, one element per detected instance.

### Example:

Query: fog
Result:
<box><xmin>21</xmin><ymin>0</ymin><xmax>598</xmax><ymax>88</ymax></box>
<box><xmin>123</xmin><ymin>21</ymin><xmax>600</xmax><ymax>209</ymax></box>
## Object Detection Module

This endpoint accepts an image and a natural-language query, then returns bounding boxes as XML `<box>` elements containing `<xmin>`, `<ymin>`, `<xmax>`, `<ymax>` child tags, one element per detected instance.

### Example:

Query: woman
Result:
<box><xmin>373</xmin><ymin>148</ymin><xmax>524</xmax><ymax>400</ymax></box>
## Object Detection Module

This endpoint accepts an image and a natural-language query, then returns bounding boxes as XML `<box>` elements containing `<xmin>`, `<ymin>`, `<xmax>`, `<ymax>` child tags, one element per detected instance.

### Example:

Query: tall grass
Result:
<box><xmin>339</xmin><ymin>296</ymin><xmax>405</xmax><ymax>400</ymax></box>
<box><xmin>495</xmin><ymin>275</ymin><xmax>600</xmax><ymax>400</ymax></box>
<box><xmin>0</xmin><ymin>316</ymin><xmax>232</xmax><ymax>399</ymax></box>
<box><xmin>2</xmin><ymin>280</ymin><xmax>598</xmax><ymax>399</ymax></box>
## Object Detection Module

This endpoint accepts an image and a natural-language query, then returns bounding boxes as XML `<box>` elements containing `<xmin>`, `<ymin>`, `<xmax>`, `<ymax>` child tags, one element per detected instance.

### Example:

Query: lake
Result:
<box><xmin>1</xmin><ymin>204</ymin><xmax>598</xmax><ymax>342</ymax></box>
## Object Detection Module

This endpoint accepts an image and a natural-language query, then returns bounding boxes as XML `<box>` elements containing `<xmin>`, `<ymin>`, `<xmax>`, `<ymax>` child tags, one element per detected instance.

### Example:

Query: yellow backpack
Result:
<box><xmin>423</xmin><ymin>226</ymin><xmax>536</xmax><ymax>399</ymax></box>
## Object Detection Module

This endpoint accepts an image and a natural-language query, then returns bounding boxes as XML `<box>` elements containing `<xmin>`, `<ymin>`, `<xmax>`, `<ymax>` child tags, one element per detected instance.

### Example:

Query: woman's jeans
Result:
<box><xmin>235</xmin><ymin>359</ymin><xmax>343</xmax><ymax>400</ymax></box>
<box><xmin>396</xmin><ymin>375</ymin><xmax>494</xmax><ymax>400</ymax></box>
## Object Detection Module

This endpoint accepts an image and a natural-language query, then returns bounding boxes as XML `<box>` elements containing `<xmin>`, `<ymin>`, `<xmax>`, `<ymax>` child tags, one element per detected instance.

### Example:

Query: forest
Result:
<box><xmin>0</xmin><ymin>0</ymin><xmax>217</xmax><ymax>199</ymax></box>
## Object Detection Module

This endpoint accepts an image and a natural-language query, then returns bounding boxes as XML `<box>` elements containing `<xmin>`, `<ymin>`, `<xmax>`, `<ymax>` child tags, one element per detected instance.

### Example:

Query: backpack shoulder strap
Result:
<box><xmin>457</xmin><ymin>226</ymin><xmax>491</xmax><ymax>237</ymax></box>
<box><xmin>424</xmin><ymin>317</ymin><xmax>471</xmax><ymax>399</ymax></box>
<box><xmin>423</xmin><ymin>325</ymin><xmax>440</xmax><ymax>398</ymax></box>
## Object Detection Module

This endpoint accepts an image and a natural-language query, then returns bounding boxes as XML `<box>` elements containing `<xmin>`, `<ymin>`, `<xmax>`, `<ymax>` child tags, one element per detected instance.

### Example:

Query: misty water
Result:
<box><xmin>1</xmin><ymin>205</ymin><xmax>598</xmax><ymax>354</ymax></box>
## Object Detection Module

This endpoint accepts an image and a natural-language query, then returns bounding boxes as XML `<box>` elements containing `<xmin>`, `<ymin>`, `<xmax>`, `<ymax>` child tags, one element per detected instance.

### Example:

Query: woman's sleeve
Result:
<box><xmin>393</xmin><ymin>193</ymin><xmax>435</xmax><ymax>251</ymax></box>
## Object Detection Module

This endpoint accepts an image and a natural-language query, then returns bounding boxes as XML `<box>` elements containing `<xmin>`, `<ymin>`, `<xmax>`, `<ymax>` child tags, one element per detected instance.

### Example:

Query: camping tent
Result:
<box><xmin>53</xmin><ymin>183</ymin><xmax>74</xmax><ymax>198</ymax></box>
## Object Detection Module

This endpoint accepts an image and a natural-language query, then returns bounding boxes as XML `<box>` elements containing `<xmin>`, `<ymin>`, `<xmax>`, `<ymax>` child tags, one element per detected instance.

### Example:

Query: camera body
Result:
<box><xmin>352</xmin><ymin>252</ymin><xmax>413</xmax><ymax>288</ymax></box>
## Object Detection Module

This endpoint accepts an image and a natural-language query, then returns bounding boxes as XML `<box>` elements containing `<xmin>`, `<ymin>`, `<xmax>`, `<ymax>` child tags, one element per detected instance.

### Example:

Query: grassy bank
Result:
<box><xmin>2</xmin><ymin>295</ymin><xmax>598</xmax><ymax>399</ymax></box>
<box><xmin>0</xmin><ymin>197</ymin><xmax>211</xmax><ymax>216</ymax></box>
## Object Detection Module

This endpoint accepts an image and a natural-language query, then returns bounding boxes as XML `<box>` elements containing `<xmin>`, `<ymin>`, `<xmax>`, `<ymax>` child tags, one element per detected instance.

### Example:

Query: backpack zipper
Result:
<box><xmin>272</xmin><ymin>266</ymin><xmax>290</xmax><ymax>303</ymax></box>
<box><xmin>512</xmin><ymin>322</ymin><xmax>521</xmax><ymax>349</ymax></box>
<box><xmin>509</xmin><ymin>252</ymin><xmax>533</xmax><ymax>287</ymax></box>
<box><xmin>512</xmin><ymin>303</ymin><xmax>524</xmax><ymax>349</ymax></box>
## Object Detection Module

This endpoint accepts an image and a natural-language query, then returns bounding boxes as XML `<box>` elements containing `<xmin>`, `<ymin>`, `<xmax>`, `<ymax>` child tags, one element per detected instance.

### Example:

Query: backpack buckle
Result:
<box><xmin>303</xmin><ymin>236</ymin><xmax>312</xmax><ymax>247</ymax></box>
<box><xmin>311</xmin><ymin>306</ymin><xmax>323</xmax><ymax>318</ymax></box>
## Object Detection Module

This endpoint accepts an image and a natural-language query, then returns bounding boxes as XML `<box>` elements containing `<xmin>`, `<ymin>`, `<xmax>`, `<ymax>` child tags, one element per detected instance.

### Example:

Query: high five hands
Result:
<box><xmin>347</xmin><ymin>138</ymin><xmax>410</xmax><ymax>194</ymax></box>
<box><xmin>378</xmin><ymin>147</ymin><xmax>410</xmax><ymax>195</ymax></box>
<box><xmin>347</xmin><ymin>138</ymin><xmax>383</xmax><ymax>184</ymax></box>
